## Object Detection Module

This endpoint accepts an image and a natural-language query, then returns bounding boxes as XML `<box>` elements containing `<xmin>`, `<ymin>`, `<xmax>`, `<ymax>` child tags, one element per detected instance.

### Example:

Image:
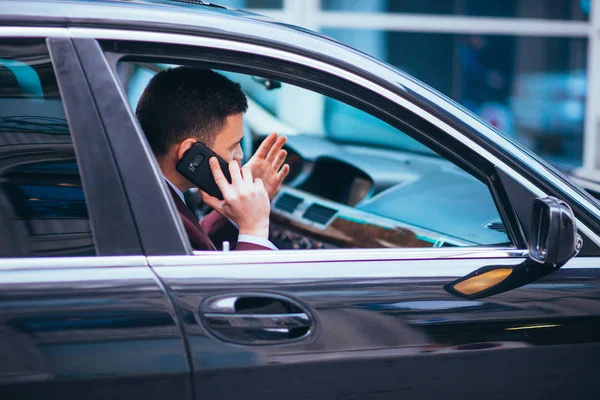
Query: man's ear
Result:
<box><xmin>176</xmin><ymin>138</ymin><xmax>198</xmax><ymax>161</ymax></box>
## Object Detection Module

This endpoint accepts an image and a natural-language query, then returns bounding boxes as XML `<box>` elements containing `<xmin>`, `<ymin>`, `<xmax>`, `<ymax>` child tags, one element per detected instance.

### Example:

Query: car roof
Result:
<box><xmin>0</xmin><ymin>0</ymin><xmax>365</xmax><ymax>72</ymax></box>
<box><xmin>3</xmin><ymin>0</ymin><xmax>251</xmax><ymax>18</ymax></box>
<box><xmin>0</xmin><ymin>0</ymin><xmax>321</xmax><ymax>41</ymax></box>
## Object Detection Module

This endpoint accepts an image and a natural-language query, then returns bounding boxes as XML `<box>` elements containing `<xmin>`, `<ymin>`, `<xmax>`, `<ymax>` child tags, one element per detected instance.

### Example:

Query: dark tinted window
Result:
<box><xmin>0</xmin><ymin>39</ymin><xmax>95</xmax><ymax>257</ymax></box>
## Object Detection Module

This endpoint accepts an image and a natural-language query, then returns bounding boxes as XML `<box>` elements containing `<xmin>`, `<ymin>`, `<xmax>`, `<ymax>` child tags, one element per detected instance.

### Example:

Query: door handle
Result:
<box><xmin>198</xmin><ymin>293</ymin><xmax>314</xmax><ymax>345</ymax></box>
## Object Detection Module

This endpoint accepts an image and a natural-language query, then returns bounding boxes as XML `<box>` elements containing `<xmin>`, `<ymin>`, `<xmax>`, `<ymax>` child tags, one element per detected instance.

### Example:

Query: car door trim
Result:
<box><xmin>149</xmin><ymin>253</ymin><xmax>595</xmax><ymax>281</ymax></box>
<box><xmin>151</xmin><ymin>255</ymin><xmax>526</xmax><ymax>280</ymax></box>
<box><xmin>148</xmin><ymin>247</ymin><xmax>528</xmax><ymax>267</ymax></box>
<box><xmin>63</xmin><ymin>27</ymin><xmax>600</xmax><ymax>248</ymax></box>
<box><xmin>0</xmin><ymin>255</ymin><xmax>147</xmax><ymax>270</ymax></box>
<box><xmin>0</xmin><ymin>27</ymin><xmax>67</xmax><ymax>38</ymax></box>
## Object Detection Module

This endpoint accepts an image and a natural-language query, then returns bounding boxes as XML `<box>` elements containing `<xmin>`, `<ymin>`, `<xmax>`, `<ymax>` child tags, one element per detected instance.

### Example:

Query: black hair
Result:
<box><xmin>136</xmin><ymin>67</ymin><xmax>248</xmax><ymax>156</ymax></box>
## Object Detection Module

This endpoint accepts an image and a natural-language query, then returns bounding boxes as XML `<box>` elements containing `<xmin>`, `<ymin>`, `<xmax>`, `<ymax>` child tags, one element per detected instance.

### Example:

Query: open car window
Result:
<box><xmin>123</xmin><ymin>63</ymin><xmax>435</xmax><ymax>156</ymax></box>
<box><xmin>117</xmin><ymin>61</ymin><xmax>512</xmax><ymax>250</ymax></box>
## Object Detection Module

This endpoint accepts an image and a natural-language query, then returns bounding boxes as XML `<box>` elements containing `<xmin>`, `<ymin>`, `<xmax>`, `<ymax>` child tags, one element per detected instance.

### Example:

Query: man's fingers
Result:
<box><xmin>276</xmin><ymin>164</ymin><xmax>290</xmax><ymax>181</ymax></box>
<box><xmin>228</xmin><ymin>159</ymin><xmax>243</xmax><ymax>185</ymax></box>
<box><xmin>272</xmin><ymin>149</ymin><xmax>287</xmax><ymax>170</ymax></box>
<box><xmin>209</xmin><ymin>158</ymin><xmax>234</xmax><ymax>198</ymax></box>
<box><xmin>200</xmin><ymin>190</ymin><xmax>223</xmax><ymax>212</ymax></box>
<box><xmin>241</xmin><ymin>165</ymin><xmax>253</xmax><ymax>184</ymax></box>
<box><xmin>254</xmin><ymin>133</ymin><xmax>278</xmax><ymax>160</ymax></box>
<box><xmin>266</xmin><ymin>135</ymin><xmax>287</xmax><ymax>162</ymax></box>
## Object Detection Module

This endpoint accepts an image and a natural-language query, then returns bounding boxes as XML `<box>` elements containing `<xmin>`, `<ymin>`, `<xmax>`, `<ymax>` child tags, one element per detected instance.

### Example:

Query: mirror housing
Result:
<box><xmin>445</xmin><ymin>196</ymin><xmax>582</xmax><ymax>299</ymax></box>
<box><xmin>528</xmin><ymin>197</ymin><xmax>582</xmax><ymax>268</ymax></box>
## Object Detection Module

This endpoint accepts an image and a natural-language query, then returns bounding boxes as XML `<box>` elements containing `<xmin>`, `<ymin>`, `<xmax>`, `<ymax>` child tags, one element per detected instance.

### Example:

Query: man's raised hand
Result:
<box><xmin>245</xmin><ymin>133</ymin><xmax>290</xmax><ymax>199</ymax></box>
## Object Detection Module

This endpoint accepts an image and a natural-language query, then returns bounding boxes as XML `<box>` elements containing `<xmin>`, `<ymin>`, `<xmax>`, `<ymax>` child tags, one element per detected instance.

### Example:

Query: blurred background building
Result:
<box><xmin>213</xmin><ymin>0</ymin><xmax>599</xmax><ymax>177</ymax></box>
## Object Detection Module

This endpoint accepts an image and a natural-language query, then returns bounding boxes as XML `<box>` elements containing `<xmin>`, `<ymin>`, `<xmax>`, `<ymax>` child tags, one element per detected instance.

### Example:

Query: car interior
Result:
<box><xmin>117</xmin><ymin>59</ymin><xmax>512</xmax><ymax>251</ymax></box>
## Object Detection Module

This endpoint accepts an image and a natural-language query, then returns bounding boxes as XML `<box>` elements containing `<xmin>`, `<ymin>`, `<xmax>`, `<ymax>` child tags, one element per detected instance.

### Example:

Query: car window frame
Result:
<box><xmin>66</xmin><ymin>27</ymin><xmax>598</xmax><ymax>256</ymax></box>
<box><xmin>113</xmin><ymin>60</ymin><xmax>517</xmax><ymax>247</ymax></box>
<box><xmin>75</xmin><ymin>27</ymin><xmax>600</xmax><ymax>256</ymax></box>
<box><xmin>95</xmin><ymin>36</ymin><xmax>528</xmax><ymax>251</ymax></box>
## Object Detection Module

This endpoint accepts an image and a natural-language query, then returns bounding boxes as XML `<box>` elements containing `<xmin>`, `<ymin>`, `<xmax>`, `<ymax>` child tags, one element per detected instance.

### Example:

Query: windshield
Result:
<box><xmin>220</xmin><ymin>71</ymin><xmax>436</xmax><ymax>155</ymax></box>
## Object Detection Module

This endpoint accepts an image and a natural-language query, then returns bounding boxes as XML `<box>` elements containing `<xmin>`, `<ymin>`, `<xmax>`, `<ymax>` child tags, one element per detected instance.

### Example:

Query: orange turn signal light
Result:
<box><xmin>453</xmin><ymin>268</ymin><xmax>513</xmax><ymax>296</ymax></box>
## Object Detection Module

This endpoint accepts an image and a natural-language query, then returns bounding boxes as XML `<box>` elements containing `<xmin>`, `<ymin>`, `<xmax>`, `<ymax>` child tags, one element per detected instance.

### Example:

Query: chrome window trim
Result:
<box><xmin>149</xmin><ymin>247</ymin><xmax>528</xmax><ymax>267</ymax></box>
<box><xmin>0</xmin><ymin>27</ymin><xmax>68</xmax><ymax>37</ymax></box>
<box><xmin>151</xmin><ymin>256</ymin><xmax>526</xmax><ymax>280</ymax></box>
<box><xmin>64</xmin><ymin>27</ymin><xmax>600</xmax><ymax>246</ymax></box>
<box><xmin>150</xmin><ymin>256</ymin><xmax>596</xmax><ymax>281</ymax></box>
<box><xmin>0</xmin><ymin>256</ymin><xmax>147</xmax><ymax>270</ymax></box>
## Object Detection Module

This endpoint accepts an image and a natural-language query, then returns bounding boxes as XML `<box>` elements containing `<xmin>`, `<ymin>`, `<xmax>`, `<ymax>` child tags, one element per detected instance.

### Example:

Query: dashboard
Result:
<box><xmin>260</xmin><ymin>134</ymin><xmax>512</xmax><ymax>250</ymax></box>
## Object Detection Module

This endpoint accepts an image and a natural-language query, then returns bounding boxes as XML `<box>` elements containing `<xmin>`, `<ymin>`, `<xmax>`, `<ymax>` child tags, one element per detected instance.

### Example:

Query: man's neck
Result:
<box><xmin>158</xmin><ymin>157</ymin><xmax>192</xmax><ymax>194</ymax></box>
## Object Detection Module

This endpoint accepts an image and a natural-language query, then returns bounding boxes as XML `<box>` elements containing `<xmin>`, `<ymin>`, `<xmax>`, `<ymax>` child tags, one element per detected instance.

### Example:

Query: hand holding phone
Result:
<box><xmin>200</xmin><ymin>158</ymin><xmax>270</xmax><ymax>238</ymax></box>
<box><xmin>176</xmin><ymin>142</ymin><xmax>231</xmax><ymax>200</ymax></box>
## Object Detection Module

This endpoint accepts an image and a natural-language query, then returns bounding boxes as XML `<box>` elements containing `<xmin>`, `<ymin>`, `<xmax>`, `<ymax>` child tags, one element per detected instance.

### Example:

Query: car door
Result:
<box><xmin>0</xmin><ymin>32</ymin><xmax>191</xmax><ymax>400</ymax></box>
<box><xmin>80</xmin><ymin>29</ymin><xmax>600</xmax><ymax>399</ymax></box>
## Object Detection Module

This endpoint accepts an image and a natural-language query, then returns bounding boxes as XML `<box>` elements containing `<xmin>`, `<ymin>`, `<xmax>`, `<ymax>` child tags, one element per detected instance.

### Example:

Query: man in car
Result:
<box><xmin>136</xmin><ymin>67</ymin><xmax>290</xmax><ymax>251</ymax></box>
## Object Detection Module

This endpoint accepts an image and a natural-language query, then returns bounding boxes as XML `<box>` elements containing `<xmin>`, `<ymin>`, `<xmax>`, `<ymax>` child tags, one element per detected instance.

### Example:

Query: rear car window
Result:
<box><xmin>0</xmin><ymin>39</ymin><xmax>95</xmax><ymax>257</ymax></box>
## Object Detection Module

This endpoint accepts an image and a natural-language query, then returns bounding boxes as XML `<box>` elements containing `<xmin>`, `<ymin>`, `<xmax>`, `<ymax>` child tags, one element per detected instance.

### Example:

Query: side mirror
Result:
<box><xmin>445</xmin><ymin>196</ymin><xmax>582</xmax><ymax>299</ymax></box>
<box><xmin>529</xmin><ymin>197</ymin><xmax>582</xmax><ymax>268</ymax></box>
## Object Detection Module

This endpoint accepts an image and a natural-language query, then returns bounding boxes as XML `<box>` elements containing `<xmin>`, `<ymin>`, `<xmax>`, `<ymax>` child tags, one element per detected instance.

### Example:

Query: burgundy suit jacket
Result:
<box><xmin>167</xmin><ymin>184</ymin><xmax>271</xmax><ymax>251</ymax></box>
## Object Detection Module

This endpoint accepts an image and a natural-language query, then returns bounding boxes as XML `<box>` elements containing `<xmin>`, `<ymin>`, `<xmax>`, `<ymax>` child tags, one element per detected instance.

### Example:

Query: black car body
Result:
<box><xmin>1</xmin><ymin>1</ymin><xmax>600</xmax><ymax>399</ymax></box>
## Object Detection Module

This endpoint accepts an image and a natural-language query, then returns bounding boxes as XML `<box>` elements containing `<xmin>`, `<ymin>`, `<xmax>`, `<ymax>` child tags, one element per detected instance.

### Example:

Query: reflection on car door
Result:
<box><xmin>0</xmin><ymin>258</ymin><xmax>192</xmax><ymax>400</ymax></box>
<box><xmin>151</xmin><ymin>251</ymin><xmax>600</xmax><ymax>399</ymax></box>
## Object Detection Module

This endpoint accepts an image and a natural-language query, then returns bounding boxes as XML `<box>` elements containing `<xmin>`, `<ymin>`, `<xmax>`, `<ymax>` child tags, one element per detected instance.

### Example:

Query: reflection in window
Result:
<box><xmin>17</xmin><ymin>184</ymin><xmax>88</xmax><ymax>219</ymax></box>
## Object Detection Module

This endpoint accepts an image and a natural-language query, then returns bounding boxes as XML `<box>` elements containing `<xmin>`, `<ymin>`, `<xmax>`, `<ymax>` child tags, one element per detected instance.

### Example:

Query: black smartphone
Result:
<box><xmin>176</xmin><ymin>142</ymin><xmax>231</xmax><ymax>200</ymax></box>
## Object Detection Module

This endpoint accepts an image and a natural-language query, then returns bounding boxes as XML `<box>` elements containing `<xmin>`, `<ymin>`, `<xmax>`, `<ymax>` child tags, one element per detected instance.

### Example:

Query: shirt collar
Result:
<box><xmin>164</xmin><ymin>177</ymin><xmax>185</xmax><ymax>204</ymax></box>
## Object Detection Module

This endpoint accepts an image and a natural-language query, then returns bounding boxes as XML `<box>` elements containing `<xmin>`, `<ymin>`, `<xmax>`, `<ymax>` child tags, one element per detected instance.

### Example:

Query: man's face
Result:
<box><xmin>210</xmin><ymin>113</ymin><xmax>244</xmax><ymax>164</ymax></box>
